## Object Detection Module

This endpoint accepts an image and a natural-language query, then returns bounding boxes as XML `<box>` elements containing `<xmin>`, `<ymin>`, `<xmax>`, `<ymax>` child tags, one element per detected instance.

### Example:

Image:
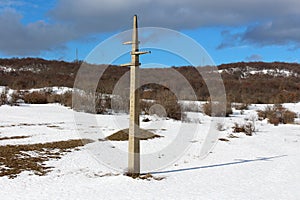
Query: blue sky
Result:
<box><xmin>0</xmin><ymin>0</ymin><xmax>300</xmax><ymax>65</ymax></box>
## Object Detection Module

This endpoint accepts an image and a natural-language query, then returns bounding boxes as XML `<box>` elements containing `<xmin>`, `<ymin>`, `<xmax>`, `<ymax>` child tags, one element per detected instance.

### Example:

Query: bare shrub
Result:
<box><xmin>181</xmin><ymin>102</ymin><xmax>201</xmax><ymax>112</ymax></box>
<box><xmin>257</xmin><ymin>105</ymin><xmax>275</xmax><ymax>119</ymax></box>
<box><xmin>95</xmin><ymin>93</ymin><xmax>111</xmax><ymax>114</ymax></box>
<box><xmin>181</xmin><ymin>112</ymin><xmax>191</xmax><ymax>123</ymax></box>
<box><xmin>269</xmin><ymin>117</ymin><xmax>280</xmax><ymax>126</ymax></box>
<box><xmin>216</xmin><ymin>122</ymin><xmax>226</xmax><ymax>131</ymax></box>
<box><xmin>244</xmin><ymin>122</ymin><xmax>254</xmax><ymax>136</ymax></box>
<box><xmin>23</xmin><ymin>92</ymin><xmax>48</xmax><ymax>104</ymax></box>
<box><xmin>258</xmin><ymin>104</ymin><xmax>296</xmax><ymax>125</ymax></box>
<box><xmin>60</xmin><ymin>92</ymin><xmax>72</xmax><ymax>108</ymax></box>
<box><xmin>9</xmin><ymin>91</ymin><xmax>22</xmax><ymax>106</ymax></box>
<box><xmin>140</xmin><ymin>100</ymin><xmax>155</xmax><ymax>115</ymax></box>
<box><xmin>181</xmin><ymin>112</ymin><xmax>201</xmax><ymax>123</ymax></box>
<box><xmin>0</xmin><ymin>90</ymin><xmax>8</xmax><ymax>106</ymax></box>
<box><xmin>111</xmin><ymin>95</ymin><xmax>129</xmax><ymax>113</ymax></box>
<box><xmin>73</xmin><ymin>93</ymin><xmax>96</xmax><ymax>113</ymax></box>
<box><xmin>245</xmin><ymin>113</ymin><xmax>258</xmax><ymax>132</ymax></box>
<box><xmin>232</xmin><ymin>122</ymin><xmax>253</xmax><ymax>136</ymax></box>
<box><xmin>203</xmin><ymin>101</ymin><xmax>232</xmax><ymax>117</ymax></box>
<box><xmin>282</xmin><ymin>110</ymin><xmax>296</xmax><ymax>124</ymax></box>
<box><xmin>233</xmin><ymin>103</ymin><xmax>249</xmax><ymax>110</ymax></box>
<box><xmin>155</xmin><ymin>89</ymin><xmax>181</xmax><ymax>120</ymax></box>
<box><xmin>233</xmin><ymin>122</ymin><xmax>246</xmax><ymax>133</ymax></box>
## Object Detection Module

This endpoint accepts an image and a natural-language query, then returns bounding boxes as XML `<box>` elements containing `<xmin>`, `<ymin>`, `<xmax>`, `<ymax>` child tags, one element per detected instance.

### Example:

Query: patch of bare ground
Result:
<box><xmin>0</xmin><ymin>122</ymin><xmax>65</xmax><ymax>128</ymax></box>
<box><xmin>138</xmin><ymin>173</ymin><xmax>165</xmax><ymax>181</ymax></box>
<box><xmin>0</xmin><ymin>139</ymin><xmax>94</xmax><ymax>179</ymax></box>
<box><xmin>219</xmin><ymin>138</ymin><xmax>230</xmax><ymax>142</ymax></box>
<box><xmin>0</xmin><ymin>136</ymin><xmax>30</xmax><ymax>141</ymax></box>
<box><xmin>104</xmin><ymin>128</ymin><xmax>162</xmax><ymax>141</ymax></box>
<box><xmin>46</xmin><ymin>125</ymin><xmax>64</xmax><ymax>130</ymax></box>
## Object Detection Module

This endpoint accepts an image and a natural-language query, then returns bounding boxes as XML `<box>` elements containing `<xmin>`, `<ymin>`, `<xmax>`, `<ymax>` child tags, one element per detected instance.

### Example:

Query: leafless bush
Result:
<box><xmin>140</xmin><ymin>100</ymin><xmax>154</xmax><ymax>115</ymax></box>
<box><xmin>232</xmin><ymin>122</ymin><xmax>253</xmax><ymax>136</ymax></box>
<box><xmin>160</xmin><ymin>98</ymin><xmax>181</xmax><ymax>120</ymax></box>
<box><xmin>46</xmin><ymin>94</ymin><xmax>61</xmax><ymax>103</ymax></box>
<box><xmin>95</xmin><ymin>93</ymin><xmax>111</xmax><ymax>114</ymax></box>
<box><xmin>283</xmin><ymin>110</ymin><xmax>297</xmax><ymax>124</ymax></box>
<box><xmin>8</xmin><ymin>91</ymin><xmax>22</xmax><ymax>106</ymax></box>
<box><xmin>111</xmin><ymin>95</ymin><xmax>129</xmax><ymax>113</ymax></box>
<box><xmin>233</xmin><ymin>103</ymin><xmax>249</xmax><ymax>110</ymax></box>
<box><xmin>181</xmin><ymin>112</ymin><xmax>201</xmax><ymax>123</ymax></box>
<box><xmin>181</xmin><ymin>102</ymin><xmax>201</xmax><ymax>112</ymax></box>
<box><xmin>181</xmin><ymin>112</ymin><xmax>190</xmax><ymax>123</ymax></box>
<box><xmin>216</xmin><ymin>122</ymin><xmax>226</xmax><ymax>131</ymax></box>
<box><xmin>258</xmin><ymin>104</ymin><xmax>296</xmax><ymax>125</ymax></box>
<box><xmin>203</xmin><ymin>101</ymin><xmax>233</xmax><ymax>117</ymax></box>
<box><xmin>72</xmin><ymin>92</ymin><xmax>96</xmax><ymax>114</ymax></box>
<box><xmin>0</xmin><ymin>90</ymin><xmax>7</xmax><ymax>106</ymax></box>
<box><xmin>23</xmin><ymin>92</ymin><xmax>48</xmax><ymax>104</ymax></box>
<box><xmin>60</xmin><ymin>92</ymin><xmax>72</xmax><ymax>108</ymax></box>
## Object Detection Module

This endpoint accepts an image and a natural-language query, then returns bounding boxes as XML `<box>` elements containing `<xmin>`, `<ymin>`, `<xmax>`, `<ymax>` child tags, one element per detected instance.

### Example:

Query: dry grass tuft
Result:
<box><xmin>0</xmin><ymin>139</ymin><xmax>94</xmax><ymax>179</ymax></box>
<box><xmin>219</xmin><ymin>138</ymin><xmax>230</xmax><ymax>142</ymax></box>
<box><xmin>138</xmin><ymin>173</ymin><xmax>165</xmax><ymax>181</ymax></box>
<box><xmin>0</xmin><ymin>136</ymin><xmax>30</xmax><ymax>141</ymax></box>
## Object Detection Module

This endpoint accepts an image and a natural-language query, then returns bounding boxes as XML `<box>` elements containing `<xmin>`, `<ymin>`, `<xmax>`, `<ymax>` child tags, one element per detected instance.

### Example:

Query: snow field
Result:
<box><xmin>0</xmin><ymin>103</ymin><xmax>299</xmax><ymax>199</ymax></box>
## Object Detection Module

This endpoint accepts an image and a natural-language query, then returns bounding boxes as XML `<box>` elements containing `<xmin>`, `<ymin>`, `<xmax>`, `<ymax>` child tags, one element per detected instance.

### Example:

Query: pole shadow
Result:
<box><xmin>145</xmin><ymin>155</ymin><xmax>287</xmax><ymax>175</ymax></box>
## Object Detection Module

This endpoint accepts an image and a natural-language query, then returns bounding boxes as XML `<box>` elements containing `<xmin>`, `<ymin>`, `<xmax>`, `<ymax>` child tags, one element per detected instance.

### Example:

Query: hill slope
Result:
<box><xmin>0</xmin><ymin>58</ymin><xmax>300</xmax><ymax>104</ymax></box>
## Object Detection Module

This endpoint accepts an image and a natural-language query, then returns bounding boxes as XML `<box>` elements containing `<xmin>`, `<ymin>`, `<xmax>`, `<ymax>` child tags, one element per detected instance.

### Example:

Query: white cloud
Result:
<box><xmin>0</xmin><ymin>9</ymin><xmax>78</xmax><ymax>55</ymax></box>
<box><xmin>50</xmin><ymin>0</ymin><xmax>300</xmax><ymax>29</ymax></box>
<box><xmin>0</xmin><ymin>0</ymin><xmax>25</xmax><ymax>7</ymax></box>
<box><xmin>245</xmin><ymin>54</ymin><xmax>263</xmax><ymax>61</ymax></box>
<box><xmin>1</xmin><ymin>0</ymin><xmax>300</xmax><ymax>56</ymax></box>
<box><xmin>49</xmin><ymin>0</ymin><xmax>300</xmax><ymax>49</ymax></box>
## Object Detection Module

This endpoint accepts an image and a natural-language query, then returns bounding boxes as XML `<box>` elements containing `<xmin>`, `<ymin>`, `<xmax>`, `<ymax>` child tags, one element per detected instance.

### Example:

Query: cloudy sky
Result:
<box><xmin>0</xmin><ymin>0</ymin><xmax>300</xmax><ymax>65</ymax></box>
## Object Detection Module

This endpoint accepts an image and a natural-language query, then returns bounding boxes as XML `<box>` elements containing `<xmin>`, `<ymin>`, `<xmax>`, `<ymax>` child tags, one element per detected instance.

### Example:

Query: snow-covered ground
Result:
<box><xmin>0</xmin><ymin>103</ymin><xmax>300</xmax><ymax>199</ymax></box>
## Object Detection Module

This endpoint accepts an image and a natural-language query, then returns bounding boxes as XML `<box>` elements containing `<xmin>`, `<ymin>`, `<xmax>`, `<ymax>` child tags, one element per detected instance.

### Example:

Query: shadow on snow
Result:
<box><xmin>145</xmin><ymin>155</ymin><xmax>287</xmax><ymax>175</ymax></box>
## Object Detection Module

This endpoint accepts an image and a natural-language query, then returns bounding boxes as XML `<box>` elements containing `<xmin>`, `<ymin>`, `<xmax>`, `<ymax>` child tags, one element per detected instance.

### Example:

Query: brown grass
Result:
<box><xmin>0</xmin><ymin>139</ymin><xmax>93</xmax><ymax>179</ymax></box>
<box><xmin>138</xmin><ymin>173</ymin><xmax>165</xmax><ymax>181</ymax></box>
<box><xmin>0</xmin><ymin>136</ymin><xmax>30</xmax><ymax>141</ymax></box>
<box><xmin>219</xmin><ymin>138</ymin><xmax>230</xmax><ymax>142</ymax></box>
<box><xmin>105</xmin><ymin>128</ymin><xmax>162</xmax><ymax>141</ymax></box>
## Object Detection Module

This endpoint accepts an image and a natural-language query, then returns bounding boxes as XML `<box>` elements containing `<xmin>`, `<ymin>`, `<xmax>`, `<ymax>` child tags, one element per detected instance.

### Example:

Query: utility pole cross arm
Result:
<box><xmin>131</xmin><ymin>51</ymin><xmax>151</xmax><ymax>55</ymax></box>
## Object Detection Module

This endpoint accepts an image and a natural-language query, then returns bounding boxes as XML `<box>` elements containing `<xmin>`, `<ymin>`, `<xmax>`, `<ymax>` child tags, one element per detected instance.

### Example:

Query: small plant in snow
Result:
<box><xmin>232</xmin><ymin>122</ymin><xmax>254</xmax><ymax>136</ymax></box>
<box><xmin>245</xmin><ymin>112</ymin><xmax>258</xmax><ymax>133</ymax></box>
<box><xmin>0</xmin><ymin>90</ymin><xmax>8</xmax><ymax>106</ymax></box>
<box><xmin>216</xmin><ymin>122</ymin><xmax>226</xmax><ymax>131</ymax></box>
<box><xmin>181</xmin><ymin>112</ymin><xmax>201</xmax><ymax>123</ymax></box>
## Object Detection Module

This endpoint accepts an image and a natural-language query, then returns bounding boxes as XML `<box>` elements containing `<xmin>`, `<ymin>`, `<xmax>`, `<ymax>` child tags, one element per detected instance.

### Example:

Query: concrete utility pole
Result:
<box><xmin>121</xmin><ymin>15</ymin><xmax>150</xmax><ymax>177</ymax></box>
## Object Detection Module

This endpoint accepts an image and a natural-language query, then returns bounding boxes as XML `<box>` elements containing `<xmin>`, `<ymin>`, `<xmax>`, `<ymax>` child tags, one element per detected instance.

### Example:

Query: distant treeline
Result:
<box><xmin>0</xmin><ymin>57</ymin><xmax>299</xmax><ymax>104</ymax></box>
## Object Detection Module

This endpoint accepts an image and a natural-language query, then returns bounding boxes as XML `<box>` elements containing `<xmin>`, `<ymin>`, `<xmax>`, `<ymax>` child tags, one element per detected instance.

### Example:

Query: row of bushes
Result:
<box><xmin>1</xmin><ymin>89</ymin><xmax>182</xmax><ymax>120</ymax></box>
<box><xmin>0</xmin><ymin>90</ymin><xmax>72</xmax><ymax>108</ymax></box>
<box><xmin>23</xmin><ymin>91</ymin><xmax>72</xmax><ymax>107</ymax></box>
<box><xmin>1</xmin><ymin>89</ymin><xmax>298</xmax><ymax>125</ymax></box>
<box><xmin>1</xmin><ymin>90</ymin><xmax>228</xmax><ymax>120</ymax></box>
<box><xmin>258</xmin><ymin>104</ymin><xmax>296</xmax><ymax>125</ymax></box>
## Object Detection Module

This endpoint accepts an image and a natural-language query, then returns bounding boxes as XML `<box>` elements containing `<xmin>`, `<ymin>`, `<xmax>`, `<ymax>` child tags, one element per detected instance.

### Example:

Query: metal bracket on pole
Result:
<box><xmin>131</xmin><ymin>51</ymin><xmax>151</xmax><ymax>55</ymax></box>
<box><xmin>120</xmin><ymin>63</ymin><xmax>132</xmax><ymax>67</ymax></box>
<box><xmin>123</xmin><ymin>41</ymin><xmax>140</xmax><ymax>45</ymax></box>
